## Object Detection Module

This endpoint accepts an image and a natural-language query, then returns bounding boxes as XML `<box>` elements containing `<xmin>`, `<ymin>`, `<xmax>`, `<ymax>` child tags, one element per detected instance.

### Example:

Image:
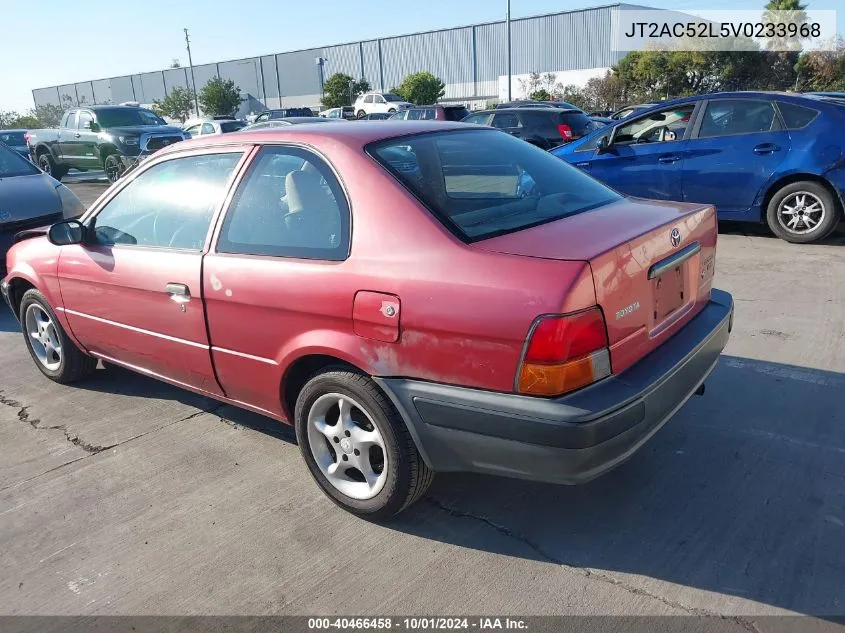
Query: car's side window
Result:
<box><xmin>419</xmin><ymin>108</ymin><xmax>436</xmax><ymax>120</ymax></box>
<box><xmin>364</xmin><ymin>95</ymin><xmax>374</xmax><ymax>104</ymax></box>
<box><xmin>613</xmin><ymin>105</ymin><xmax>694</xmax><ymax>146</ymax></box>
<box><xmin>184</xmin><ymin>125</ymin><xmax>200</xmax><ymax>135</ymax></box>
<box><xmin>63</xmin><ymin>111</ymin><xmax>78</xmax><ymax>129</ymax></box>
<box><xmin>217</xmin><ymin>146</ymin><xmax>350</xmax><ymax>261</ymax></box>
<box><xmin>201</xmin><ymin>123</ymin><xmax>215</xmax><ymax>135</ymax></box>
<box><xmin>776</xmin><ymin>101</ymin><xmax>819</xmax><ymax>130</ymax></box>
<box><xmin>90</xmin><ymin>152</ymin><xmax>243</xmax><ymax>250</ymax></box>
<box><xmin>697</xmin><ymin>100</ymin><xmax>777</xmax><ymax>138</ymax></box>
<box><xmin>256</xmin><ymin>113</ymin><xmax>269</xmax><ymax>122</ymax></box>
<box><xmin>464</xmin><ymin>113</ymin><xmax>491</xmax><ymax>125</ymax></box>
<box><xmin>492</xmin><ymin>113</ymin><xmax>521</xmax><ymax>129</ymax></box>
<box><xmin>391</xmin><ymin>111</ymin><xmax>408</xmax><ymax>120</ymax></box>
<box><xmin>407</xmin><ymin>110</ymin><xmax>424</xmax><ymax>121</ymax></box>
<box><xmin>77</xmin><ymin>112</ymin><xmax>94</xmax><ymax>130</ymax></box>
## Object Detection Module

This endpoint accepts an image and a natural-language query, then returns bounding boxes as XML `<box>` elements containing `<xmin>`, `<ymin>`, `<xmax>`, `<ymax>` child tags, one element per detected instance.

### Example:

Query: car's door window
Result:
<box><xmin>464</xmin><ymin>113</ymin><xmax>491</xmax><ymax>125</ymax></box>
<box><xmin>407</xmin><ymin>109</ymin><xmax>424</xmax><ymax>121</ymax></box>
<box><xmin>77</xmin><ymin>111</ymin><xmax>94</xmax><ymax>129</ymax></box>
<box><xmin>492</xmin><ymin>113</ymin><xmax>522</xmax><ymax>129</ymax></box>
<box><xmin>697</xmin><ymin>100</ymin><xmax>777</xmax><ymax>138</ymax></box>
<box><xmin>390</xmin><ymin>111</ymin><xmax>408</xmax><ymax>120</ymax></box>
<box><xmin>90</xmin><ymin>152</ymin><xmax>243</xmax><ymax>250</ymax></box>
<box><xmin>613</xmin><ymin>105</ymin><xmax>694</xmax><ymax>146</ymax></box>
<box><xmin>218</xmin><ymin>146</ymin><xmax>350</xmax><ymax>261</ymax></box>
<box><xmin>63</xmin><ymin>111</ymin><xmax>78</xmax><ymax>128</ymax></box>
<box><xmin>419</xmin><ymin>108</ymin><xmax>436</xmax><ymax>120</ymax></box>
<box><xmin>184</xmin><ymin>125</ymin><xmax>200</xmax><ymax>135</ymax></box>
<box><xmin>256</xmin><ymin>113</ymin><xmax>269</xmax><ymax>122</ymax></box>
<box><xmin>201</xmin><ymin>123</ymin><xmax>215</xmax><ymax>135</ymax></box>
<box><xmin>364</xmin><ymin>95</ymin><xmax>374</xmax><ymax>104</ymax></box>
<box><xmin>375</xmin><ymin>95</ymin><xmax>386</xmax><ymax>104</ymax></box>
<box><xmin>576</xmin><ymin>128</ymin><xmax>613</xmax><ymax>152</ymax></box>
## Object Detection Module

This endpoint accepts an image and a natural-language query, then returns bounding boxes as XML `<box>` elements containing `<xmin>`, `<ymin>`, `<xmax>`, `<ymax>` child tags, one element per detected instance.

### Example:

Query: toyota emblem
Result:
<box><xmin>670</xmin><ymin>228</ymin><xmax>681</xmax><ymax>248</ymax></box>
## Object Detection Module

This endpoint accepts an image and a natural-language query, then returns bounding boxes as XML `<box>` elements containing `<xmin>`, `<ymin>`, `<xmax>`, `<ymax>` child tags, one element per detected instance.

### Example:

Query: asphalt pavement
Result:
<box><xmin>1</xmin><ymin>183</ymin><xmax>844</xmax><ymax>622</ymax></box>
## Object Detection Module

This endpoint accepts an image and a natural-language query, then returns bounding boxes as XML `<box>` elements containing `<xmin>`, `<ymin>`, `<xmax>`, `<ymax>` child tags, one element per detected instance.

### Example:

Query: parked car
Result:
<box><xmin>254</xmin><ymin>108</ymin><xmax>314</xmax><ymax>122</ymax></box>
<box><xmin>244</xmin><ymin>117</ymin><xmax>344</xmax><ymax>130</ymax></box>
<box><xmin>804</xmin><ymin>92</ymin><xmax>845</xmax><ymax>99</ymax></box>
<box><xmin>358</xmin><ymin>112</ymin><xmax>392</xmax><ymax>120</ymax></box>
<box><xmin>497</xmin><ymin>100</ymin><xmax>584</xmax><ymax>112</ymax></box>
<box><xmin>0</xmin><ymin>142</ymin><xmax>84</xmax><ymax>277</ymax></box>
<box><xmin>588</xmin><ymin>110</ymin><xmax>612</xmax><ymax>117</ymax></box>
<box><xmin>462</xmin><ymin>107</ymin><xmax>594</xmax><ymax>148</ymax></box>
<box><xmin>552</xmin><ymin>91</ymin><xmax>845</xmax><ymax>243</ymax></box>
<box><xmin>27</xmin><ymin>106</ymin><xmax>188</xmax><ymax>183</ymax></box>
<box><xmin>0</xmin><ymin>129</ymin><xmax>31</xmax><ymax>161</ymax></box>
<box><xmin>609</xmin><ymin>103</ymin><xmax>658</xmax><ymax>121</ymax></box>
<box><xmin>2</xmin><ymin>121</ymin><xmax>733</xmax><ymax>518</ymax></box>
<box><xmin>319</xmin><ymin>107</ymin><xmax>355</xmax><ymax>120</ymax></box>
<box><xmin>589</xmin><ymin>116</ymin><xmax>613</xmax><ymax>127</ymax></box>
<box><xmin>182</xmin><ymin>117</ymin><xmax>248</xmax><ymax>137</ymax></box>
<box><xmin>388</xmin><ymin>105</ymin><xmax>471</xmax><ymax>122</ymax></box>
<box><xmin>354</xmin><ymin>92</ymin><xmax>414</xmax><ymax>118</ymax></box>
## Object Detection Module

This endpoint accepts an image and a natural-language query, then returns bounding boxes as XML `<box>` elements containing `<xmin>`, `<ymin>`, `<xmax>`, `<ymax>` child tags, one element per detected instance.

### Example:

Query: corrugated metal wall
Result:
<box><xmin>32</xmin><ymin>4</ymin><xmax>626</xmax><ymax>110</ymax></box>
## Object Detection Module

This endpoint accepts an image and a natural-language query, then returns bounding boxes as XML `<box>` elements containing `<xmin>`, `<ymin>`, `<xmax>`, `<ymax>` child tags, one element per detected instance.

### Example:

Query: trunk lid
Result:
<box><xmin>475</xmin><ymin>197</ymin><xmax>718</xmax><ymax>373</ymax></box>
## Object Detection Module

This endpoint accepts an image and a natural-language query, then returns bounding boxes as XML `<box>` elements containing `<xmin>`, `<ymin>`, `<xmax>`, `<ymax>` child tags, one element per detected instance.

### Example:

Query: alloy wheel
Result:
<box><xmin>777</xmin><ymin>191</ymin><xmax>826</xmax><ymax>235</ymax></box>
<box><xmin>25</xmin><ymin>304</ymin><xmax>62</xmax><ymax>371</ymax></box>
<box><xmin>306</xmin><ymin>392</ymin><xmax>388</xmax><ymax>500</ymax></box>
<box><xmin>104</xmin><ymin>156</ymin><xmax>124</xmax><ymax>183</ymax></box>
<box><xmin>38</xmin><ymin>155</ymin><xmax>51</xmax><ymax>175</ymax></box>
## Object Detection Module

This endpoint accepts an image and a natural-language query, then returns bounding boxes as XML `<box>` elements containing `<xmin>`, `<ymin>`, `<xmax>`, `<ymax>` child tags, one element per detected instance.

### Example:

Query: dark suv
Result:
<box><xmin>462</xmin><ymin>108</ymin><xmax>593</xmax><ymax>149</ymax></box>
<box><xmin>254</xmin><ymin>108</ymin><xmax>314</xmax><ymax>122</ymax></box>
<box><xmin>390</xmin><ymin>105</ymin><xmax>471</xmax><ymax>122</ymax></box>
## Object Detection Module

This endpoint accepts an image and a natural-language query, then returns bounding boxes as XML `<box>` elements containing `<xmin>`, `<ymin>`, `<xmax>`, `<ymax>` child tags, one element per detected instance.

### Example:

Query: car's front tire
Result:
<box><xmin>103</xmin><ymin>154</ymin><xmax>125</xmax><ymax>183</ymax></box>
<box><xmin>294</xmin><ymin>369</ymin><xmax>433</xmax><ymax>519</ymax></box>
<box><xmin>38</xmin><ymin>153</ymin><xmax>66</xmax><ymax>181</ymax></box>
<box><xmin>356</xmin><ymin>110</ymin><xmax>367</xmax><ymax>119</ymax></box>
<box><xmin>19</xmin><ymin>290</ymin><xmax>97</xmax><ymax>384</ymax></box>
<box><xmin>766</xmin><ymin>181</ymin><xmax>840</xmax><ymax>243</ymax></box>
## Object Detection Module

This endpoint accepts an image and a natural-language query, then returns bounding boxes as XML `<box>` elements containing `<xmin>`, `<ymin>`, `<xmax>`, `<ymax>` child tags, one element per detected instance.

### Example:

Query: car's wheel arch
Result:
<box><xmin>4</xmin><ymin>276</ymin><xmax>36</xmax><ymax>319</ymax></box>
<box><xmin>758</xmin><ymin>172</ymin><xmax>844</xmax><ymax>222</ymax></box>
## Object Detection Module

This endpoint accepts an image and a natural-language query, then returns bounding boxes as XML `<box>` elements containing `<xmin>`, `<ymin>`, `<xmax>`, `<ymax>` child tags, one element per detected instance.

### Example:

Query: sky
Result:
<box><xmin>1</xmin><ymin>0</ymin><xmax>842</xmax><ymax>113</ymax></box>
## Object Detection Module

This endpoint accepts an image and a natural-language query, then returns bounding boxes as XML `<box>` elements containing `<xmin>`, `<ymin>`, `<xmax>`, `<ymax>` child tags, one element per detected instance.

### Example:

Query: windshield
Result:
<box><xmin>94</xmin><ymin>108</ymin><xmax>166</xmax><ymax>127</ymax></box>
<box><xmin>383</xmin><ymin>94</ymin><xmax>404</xmax><ymax>102</ymax></box>
<box><xmin>369</xmin><ymin>129</ymin><xmax>621</xmax><ymax>242</ymax></box>
<box><xmin>0</xmin><ymin>142</ymin><xmax>40</xmax><ymax>178</ymax></box>
<box><xmin>220</xmin><ymin>121</ymin><xmax>247</xmax><ymax>133</ymax></box>
<box><xmin>0</xmin><ymin>132</ymin><xmax>26</xmax><ymax>146</ymax></box>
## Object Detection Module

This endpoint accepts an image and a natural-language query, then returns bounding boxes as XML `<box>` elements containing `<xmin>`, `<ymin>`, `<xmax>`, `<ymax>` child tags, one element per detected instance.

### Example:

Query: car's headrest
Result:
<box><xmin>285</xmin><ymin>169</ymin><xmax>328</xmax><ymax>215</ymax></box>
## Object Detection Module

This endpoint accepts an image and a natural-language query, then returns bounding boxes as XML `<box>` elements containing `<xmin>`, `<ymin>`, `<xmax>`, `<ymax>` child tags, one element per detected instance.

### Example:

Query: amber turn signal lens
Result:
<box><xmin>517</xmin><ymin>349</ymin><xmax>611</xmax><ymax>397</ymax></box>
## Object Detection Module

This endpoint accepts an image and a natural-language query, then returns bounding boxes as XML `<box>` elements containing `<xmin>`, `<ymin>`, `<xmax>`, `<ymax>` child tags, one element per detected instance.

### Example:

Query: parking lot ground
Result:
<box><xmin>1</xmin><ymin>184</ymin><xmax>844</xmax><ymax>620</ymax></box>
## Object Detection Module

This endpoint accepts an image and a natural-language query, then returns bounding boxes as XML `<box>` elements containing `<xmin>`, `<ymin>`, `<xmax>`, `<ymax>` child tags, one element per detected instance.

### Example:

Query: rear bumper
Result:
<box><xmin>376</xmin><ymin>288</ymin><xmax>733</xmax><ymax>485</ymax></box>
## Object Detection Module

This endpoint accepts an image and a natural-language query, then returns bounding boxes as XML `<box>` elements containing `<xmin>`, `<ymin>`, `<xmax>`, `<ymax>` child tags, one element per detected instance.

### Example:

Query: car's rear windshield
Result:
<box><xmin>0</xmin><ymin>131</ymin><xmax>26</xmax><ymax>146</ymax></box>
<box><xmin>368</xmin><ymin>129</ymin><xmax>621</xmax><ymax>242</ymax></box>
<box><xmin>220</xmin><ymin>120</ymin><xmax>247</xmax><ymax>133</ymax></box>
<box><xmin>0</xmin><ymin>142</ymin><xmax>39</xmax><ymax>178</ymax></box>
<box><xmin>444</xmin><ymin>107</ymin><xmax>470</xmax><ymax>121</ymax></box>
<box><xmin>95</xmin><ymin>108</ymin><xmax>165</xmax><ymax>127</ymax></box>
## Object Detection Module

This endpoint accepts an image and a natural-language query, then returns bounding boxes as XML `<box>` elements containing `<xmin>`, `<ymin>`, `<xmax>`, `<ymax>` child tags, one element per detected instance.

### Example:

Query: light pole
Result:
<box><xmin>184</xmin><ymin>28</ymin><xmax>199</xmax><ymax>116</ymax></box>
<box><xmin>506</xmin><ymin>0</ymin><xmax>512</xmax><ymax>102</ymax></box>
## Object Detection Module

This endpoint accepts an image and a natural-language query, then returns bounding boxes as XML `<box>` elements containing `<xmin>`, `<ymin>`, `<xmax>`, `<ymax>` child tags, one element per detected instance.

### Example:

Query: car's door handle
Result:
<box><xmin>165</xmin><ymin>283</ymin><xmax>191</xmax><ymax>302</ymax></box>
<box><xmin>658</xmin><ymin>154</ymin><xmax>681</xmax><ymax>164</ymax></box>
<box><xmin>753</xmin><ymin>143</ymin><xmax>781</xmax><ymax>155</ymax></box>
<box><xmin>575</xmin><ymin>162</ymin><xmax>590</xmax><ymax>169</ymax></box>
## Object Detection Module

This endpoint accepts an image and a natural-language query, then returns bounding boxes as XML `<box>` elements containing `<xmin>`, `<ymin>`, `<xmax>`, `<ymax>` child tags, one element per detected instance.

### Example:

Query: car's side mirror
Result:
<box><xmin>89</xmin><ymin>122</ymin><xmax>100</xmax><ymax>132</ymax></box>
<box><xmin>596</xmin><ymin>135</ymin><xmax>612</xmax><ymax>154</ymax></box>
<box><xmin>48</xmin><ymin>220</ymin><xmax>85</xmax><ymax>246</ymax></box>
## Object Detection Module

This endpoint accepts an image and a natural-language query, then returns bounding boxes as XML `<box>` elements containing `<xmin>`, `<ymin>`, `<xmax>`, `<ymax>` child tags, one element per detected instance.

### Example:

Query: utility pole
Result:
<box><xmin>184</xmin><ymin>28</ymin><xmax>199</xmax><ymax>116</ymax></box>
<box><xmin>506</xmin><ymin>0</ymin><xmax>512</xmax><ymax>102</ymax></box>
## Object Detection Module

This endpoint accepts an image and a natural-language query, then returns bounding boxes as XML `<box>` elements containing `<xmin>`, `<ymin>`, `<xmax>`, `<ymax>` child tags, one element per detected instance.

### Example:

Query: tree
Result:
<box><xmin>322</xmin><ymin>73</ymin><xmax>370</xmax><ymax>109</ymax></box>
<box><xmin>152</xmin><ymin>86</ymin><xmax>196</xmax><ymax>122</ymax></box>
<box><xmin>34</xmin><ymin>104</ymin><xmax>65</xmax><ymax>127</ymax></box>
<box><xmin>795</xmin><ymin>36</ymin><xmax>845</xmax><ymax>90</ymax></box>
<box><xmin>198</xmin><ymin>77</ymin><xmax>241</xmax><ymax>116</ymax></box>
<box><xmin>582</xmin><ymin>71</ymin><xmax>626</xmax><ymax>111</ymax></box>
<box><xmin>394</xmin><ymin>71</ymin><xmax>445</xmax><ymax>105</ymax></box>
<box><xmin>529</xmin><ymin>88</ymin><xmax>551</xmax><ymax>101</ymax></box>
<box><xmin>518</xmin><ymin>72</ymin><xmax>542</xmax><ymax>99</ymax></box>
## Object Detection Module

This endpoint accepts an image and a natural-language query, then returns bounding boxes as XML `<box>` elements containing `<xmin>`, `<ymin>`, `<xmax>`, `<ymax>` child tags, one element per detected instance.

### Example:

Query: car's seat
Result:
<box><xmin>225</xmin><ymin>175</ymin><xmax>287</xmax><ymax>247</ymax></box>
<box><xmin>283</xmin><ymin>170</ymin><xmax>342</xmax><ymax>249</ymax></box>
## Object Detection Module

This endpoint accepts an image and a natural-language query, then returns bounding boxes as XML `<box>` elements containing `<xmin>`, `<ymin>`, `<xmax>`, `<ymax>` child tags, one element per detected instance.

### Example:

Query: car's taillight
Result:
<box><xmin>557</xmin><ymin>123</ymin><xmax>573</xmax><ymax>140</ymax></box>
<box><xmin>516</xmin><ymin>307</ymin><xmax>611</xmax><ymax>397</ymax></box>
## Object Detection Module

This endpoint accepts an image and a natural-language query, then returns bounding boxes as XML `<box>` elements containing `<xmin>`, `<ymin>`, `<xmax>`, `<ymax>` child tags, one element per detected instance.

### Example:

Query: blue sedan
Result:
<box><xmin>552</xmin><ymin>91</ymin><xmax>845</xmax><ymax>243</ymax></box>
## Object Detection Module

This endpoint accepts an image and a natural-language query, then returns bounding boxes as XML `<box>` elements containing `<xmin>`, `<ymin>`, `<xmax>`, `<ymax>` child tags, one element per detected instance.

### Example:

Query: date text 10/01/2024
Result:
<box><xmin>307</xmin><ymin>618</ymin><xmax>528</xmax><ymax>630</ymax></box>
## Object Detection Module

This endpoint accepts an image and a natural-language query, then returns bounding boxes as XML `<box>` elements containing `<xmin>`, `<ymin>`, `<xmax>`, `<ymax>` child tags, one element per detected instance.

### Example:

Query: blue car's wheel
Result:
<box><xmin>766</xmin><ymin>181</ymin><xmax>839</xmax><ymax>244</ymax></box>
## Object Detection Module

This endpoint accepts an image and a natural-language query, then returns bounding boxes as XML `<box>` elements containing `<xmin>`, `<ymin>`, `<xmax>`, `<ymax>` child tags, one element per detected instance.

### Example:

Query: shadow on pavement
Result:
<box><xmin>720</xmin><ymin>219</ymin><xmax>845</xmax><ymax>245</ymax></box>
<box><xmin>0</xmin><ymin>305</ymin><xmax>18</xmax><ymax>333</ymax></box>
<box><xmin>390</xmin><ymin>355</ymin><xmax>845</xmax><ymax>616</ymax></box>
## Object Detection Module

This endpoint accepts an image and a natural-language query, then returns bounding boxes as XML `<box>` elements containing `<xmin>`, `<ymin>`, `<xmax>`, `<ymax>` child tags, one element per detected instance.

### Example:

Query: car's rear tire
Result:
<box><xmin>103</xmin><ymin>153</ymin><xmax>125</xmax><ymax>183</ymax></box>
<box><xmin>357</xmin><ymin>110</ymin><xmax>367</xmax><ymax>119</ymax></box>
<box><xmin>38</xmin><ymin>153</ymin><xmax>65</xmax><ymax>181</ymax></box>
<box><xmin>19</xmin><ymin>289</ymin><xmax>96</xmax><ymax>384</ymax></box>
<box><xmin>294</xmin><ymin>369</ymin><xmax>433</xmax><ymax>519</ymax></box>
<box><xmin>765</xmin><ymin>181</ymin><xmax>840</xmax><ymax>244</ymax></box>
<box><xmin>388</xmin><ymin>108</ymin><xmax>397</xmax><ymax>113</ymax></box>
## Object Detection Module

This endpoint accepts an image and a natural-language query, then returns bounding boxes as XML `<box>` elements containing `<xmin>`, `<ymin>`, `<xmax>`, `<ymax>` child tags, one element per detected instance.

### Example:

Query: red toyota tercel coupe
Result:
<box><xmin>2</xmin><ymin>121</ymin><xmax>733</xmax><ymax>518</ymax></box>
